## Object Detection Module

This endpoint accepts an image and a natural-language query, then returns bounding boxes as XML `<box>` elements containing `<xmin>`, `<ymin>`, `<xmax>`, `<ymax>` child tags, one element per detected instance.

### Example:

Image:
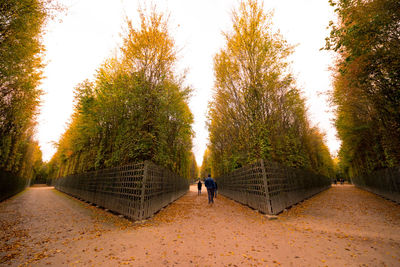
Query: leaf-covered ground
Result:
<box><xmin>1</xmin><ymin>184</ymin><xmax>399</xmax><ymax>266</ymax></box>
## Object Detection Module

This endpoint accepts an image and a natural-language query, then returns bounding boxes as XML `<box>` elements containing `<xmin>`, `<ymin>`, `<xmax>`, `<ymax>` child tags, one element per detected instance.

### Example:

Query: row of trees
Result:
<box><xmin>1</xmin><ymin>0</ymin><xmax>337</xmax><ymax>186</ymax></box>
<box><xmin>325</xmin><ymin>0</ymin><xmax>400</xmax><ymax>178</ymax></box>
<box><xmin>0</xmin><ymin>0</ymin><xmax>51</xmax><ymax>184</ymax></box>
<box><xmin>4</xmin><ymin>0</ymin><xmax>396</xmax><ymax>190</ymax></box>
<box><xmin>49</xmin><ymin>8</ymin><xmax>196</xmax><ymax>179</ymax></box>
<box><xmin>206</xmin><ymin>0</ymin><xmax>334</xmax><ymax>177</ymax></box>
<box><xmin>200</xmin><ymin>148</ymin><xmax>212</xmax><ymax>178</ymax></box>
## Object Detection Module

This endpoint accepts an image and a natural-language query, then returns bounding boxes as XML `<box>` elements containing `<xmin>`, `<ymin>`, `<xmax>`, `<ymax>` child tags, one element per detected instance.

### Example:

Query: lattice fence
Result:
<box><xmin>54</xmin><ymin>161</ymin><xmax>188</xmax><ymax>220</ymax></box>
<box><xmin>0</xmin><ymin>170</ymin><xmax>30</xmax><ymax>202</ymax></box>
<box><xmin>217</xmin><ymin>159</ymin><xmax>331</xmax><ymax>214</ymax></box>
<box><xmin>352</xmin><ymin>166</ymin><xmax>400</xmax><ymax>204</ymax></box>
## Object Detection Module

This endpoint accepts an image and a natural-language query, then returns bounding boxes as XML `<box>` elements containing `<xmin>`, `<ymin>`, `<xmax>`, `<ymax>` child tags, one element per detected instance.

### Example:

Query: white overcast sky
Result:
<box><xmin>37</xmin><ymin>0</ymin><xmax>340</xmax><ymax>165</ymax></box>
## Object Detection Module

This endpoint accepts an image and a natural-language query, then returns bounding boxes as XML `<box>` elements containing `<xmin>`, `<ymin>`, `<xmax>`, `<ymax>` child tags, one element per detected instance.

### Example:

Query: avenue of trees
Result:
<box><xmin>200</xmin><ymin>147</ymin><xmax>212</xmax><ymax>178</ymax></box>
<box><xmin>207</xmin><ymin>0</ymin><xmax>334</xmax><ymax>177</ymax></box>
<box><xmin>325</xmin><ymin>0</ymin><xmax>400</xmax><ymax>178</ymax></box>
<box><xmin>4</xmin><ymin>0</ymin><xmax>398</xmax><ymax>193</ymax></box>
<box><xmin>0</xmin><ymin>0</ymin><xmax>52</xmax><ymax>192</ymax></box>
<box><xmin>49</xmin><ymin>8</ymin><xmax>196</xmax><ymax>179</ymax></box>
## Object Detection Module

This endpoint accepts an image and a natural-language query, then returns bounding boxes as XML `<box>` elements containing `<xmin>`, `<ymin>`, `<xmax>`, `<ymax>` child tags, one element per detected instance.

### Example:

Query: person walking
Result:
<box><xmin>214</xmin><ymin>181</ymin><xmax>218</xmax><ymax>198</ymax></box>
<box><xmin>204</xmin><ymin>174</ymin><xmax>216</xmax><ymax>204</ymax></box>
<box><xmin>197</xmin><ymin>180</ymin><xmax>202</xmax><ymax>195</ymax></box>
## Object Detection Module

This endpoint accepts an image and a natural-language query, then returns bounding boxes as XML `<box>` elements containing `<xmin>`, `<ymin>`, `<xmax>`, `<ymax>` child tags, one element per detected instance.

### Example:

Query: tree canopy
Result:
<box><xmin>208</xmin><ymin>0</ymin><xmax>334</xmax><ymax>177</ymax></box>
<box><xmin>200</xmin><ymin>147</ymin><xmax>212</xmax><ymax>178</ymax></box>
<box><xmin>49</xmin><ymin>7</ymin><xmax>194</xmax><ymax>178</ymax></box>
<box><xmin>0</xmin><ymin>0</ymin><xmax>52</xmax><ymax>180</ymax></box>
<box><xmin>325</xmin><ymin>0</ymin><xmax>400</xmax><ymax>177</ymax></box>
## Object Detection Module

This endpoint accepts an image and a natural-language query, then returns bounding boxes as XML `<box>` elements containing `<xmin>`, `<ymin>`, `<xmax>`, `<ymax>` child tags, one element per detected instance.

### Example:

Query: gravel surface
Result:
<box><xmin>1</xmin><ymin>184</ymin><xmax>399</xmax><ymax>266</ymax></box>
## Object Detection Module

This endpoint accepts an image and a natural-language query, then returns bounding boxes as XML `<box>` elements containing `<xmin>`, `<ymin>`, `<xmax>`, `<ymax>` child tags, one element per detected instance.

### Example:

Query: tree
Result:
<box><xmin>208</xmin><ymin>0</ymin><xmax>334</xmax><ymax>177</ymax></box>
<box><xmin>188</xmin><ymin>153</ymin><xmax>199</xmax><ymax>181</ymax></box>
<box><xmin>200</xmin><ymin>147</ymin><xmax>212</xmax><ymax>178</ymax></box>
<box><xmin>51</xmin><ymin>7</ymin><xmax>194</xmax><ymax>178</ymax></box>
<box><xmin>0</xmin><ymin>0</ymin><xmax>58</xmax><ymax>184</ymax></box>
<box><xmin>325</xmin><ymin>0</ymin><xmax>400</xmax><ymax>177</ymax></box>
<box><xmin>0</xmin><ymin>0</ymin><xmax>45</xmax><ymax>173</ymax></box>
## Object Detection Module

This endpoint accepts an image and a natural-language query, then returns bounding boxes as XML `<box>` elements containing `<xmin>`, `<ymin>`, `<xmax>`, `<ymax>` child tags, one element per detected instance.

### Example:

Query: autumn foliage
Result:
<box><xmin>0</xmin><ymin>0</ymin><xmax>52</xmax><ymax>189</ymax></box>
<box><xmin>49</xmin><ymin>8</ymin><xmax>194</xmax><ymax>178</ymax></box>
<box><xmin>208</xmin><ymin>0</ymin><xmax>334</xmax><ymax>177</ymax></box>
<box><xmin>200</xmin><ymin>147</ymin><xmax>212</xmax><ymax>178</ymax></box>
<box><xmin>325</xmin><ymin>0</ymin><xmax>400</xmax><ymax>177</ymax></box>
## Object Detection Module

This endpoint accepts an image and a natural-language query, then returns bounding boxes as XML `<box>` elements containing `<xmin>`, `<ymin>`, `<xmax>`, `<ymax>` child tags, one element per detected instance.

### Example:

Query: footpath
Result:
<box><xmin>1</xmin><ymin>184</ymin><xmax>400</xmax><ymax>266</ymax></box>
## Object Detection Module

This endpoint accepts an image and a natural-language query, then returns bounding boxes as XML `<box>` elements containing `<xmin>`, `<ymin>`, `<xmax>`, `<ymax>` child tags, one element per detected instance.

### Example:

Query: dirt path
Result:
<box><xmin>1</xmin><ymin>184</ymin><xmax>400</xmax><ymax>266</ymax></box>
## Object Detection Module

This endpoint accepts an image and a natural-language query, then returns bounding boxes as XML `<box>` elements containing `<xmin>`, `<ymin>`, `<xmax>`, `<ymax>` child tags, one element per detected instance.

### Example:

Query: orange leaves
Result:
<box><xmin>2</xmin><ymin>175</ymin><xmax>400</xmax><ymax>267</ymax></box>
<box><xmin>122</xmin><ymin>6</ymin><xmax>176</xmax><ymax>85</ymax></box>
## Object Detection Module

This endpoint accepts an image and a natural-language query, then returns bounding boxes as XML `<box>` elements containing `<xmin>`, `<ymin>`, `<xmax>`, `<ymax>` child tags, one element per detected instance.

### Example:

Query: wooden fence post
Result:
<box><xmin>260</xmin><ymin>159</ymin><xmax>273</xmax><ymax>214</ymax></box>
<box><xmin>139</xmin><ymin>161</ymin><xmax>149</xmax><ymax>220</ymax></box>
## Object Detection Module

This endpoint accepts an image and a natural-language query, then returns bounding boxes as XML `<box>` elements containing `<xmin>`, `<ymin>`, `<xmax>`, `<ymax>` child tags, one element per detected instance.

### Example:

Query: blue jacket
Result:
<box><xmin>204</xmin><ymin>177</ymin><xmax>215</xmax><ymax>189</ymax></box>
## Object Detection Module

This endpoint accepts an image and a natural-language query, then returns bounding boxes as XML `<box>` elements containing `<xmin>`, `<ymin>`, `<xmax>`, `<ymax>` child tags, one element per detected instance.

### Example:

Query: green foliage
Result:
<box><xmin>200</xmin><ymin>147</ymin><xmax>212</xmax><ymax>178</ymax></box>
<box><xmin>188</xmin><ymin>152</ymin><xmax>199</xmax><ymax>181</ymax></box>
<box><xmin>326</xmin><ymin>0</ymin><xmax>400</xmax><ymax>177</ymax></box>
<box><xmin>50</xmin><ymin>7</ymin><xmax>194</xmax><ymax>178</ymax></box>
<box><xmin>0</xmin><ymin>0</ymin><xmax>53</xmax><ymax>192</ymax></box>
<box><xmin>208</xmin><ymin>0</ymin><xmax>334</xmax><ymax>177</ymax></box>
<box><xmin>0</xmin><ymin>0</ymin><xmax>45</xmax><ymax>173</ymax></box>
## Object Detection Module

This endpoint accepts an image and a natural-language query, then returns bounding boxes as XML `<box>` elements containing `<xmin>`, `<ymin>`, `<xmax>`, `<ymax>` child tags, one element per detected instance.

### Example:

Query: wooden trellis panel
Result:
<box><xmin>217</xmin><ymin>159</ymin><xmax>331</xmax><ymax>215</ymax></box>
<box><xmin>54</xmin><ymin>161</ymin><xmax>188</xmax><ymax>220</ymax></box>
<box><xmin>141</xmin><ymin>161</ymin><xmax>188</xmax><ymax>219</ymax></box>
<box><xmin>218</xmin><ymin>160</ymin><xmax>270</xmax><ymax>213</ymax></box>
<box><xmin>352</xmin><ymin>166</ymin><xmax>400</xmax><ymax>204</ymax></box>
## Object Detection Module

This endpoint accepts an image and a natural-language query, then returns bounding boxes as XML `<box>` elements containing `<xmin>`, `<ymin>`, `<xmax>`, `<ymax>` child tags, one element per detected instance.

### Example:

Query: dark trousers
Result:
<box><xmin>207</xmin><ymin>188</ymin><xmax>214</xmax><ymax>203</ymax></box>
<box><xmin>198</xmin><ymin>189</ymin><xmax>201</xmax><ymax>195</ymax></box>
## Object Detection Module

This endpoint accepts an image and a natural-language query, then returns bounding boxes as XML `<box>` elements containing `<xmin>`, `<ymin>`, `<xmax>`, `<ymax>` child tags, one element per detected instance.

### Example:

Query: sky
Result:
<box><xmin>37</xmin><ymin>0</ymin><xmax>340</xmax><ymax>165</ymax></box>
